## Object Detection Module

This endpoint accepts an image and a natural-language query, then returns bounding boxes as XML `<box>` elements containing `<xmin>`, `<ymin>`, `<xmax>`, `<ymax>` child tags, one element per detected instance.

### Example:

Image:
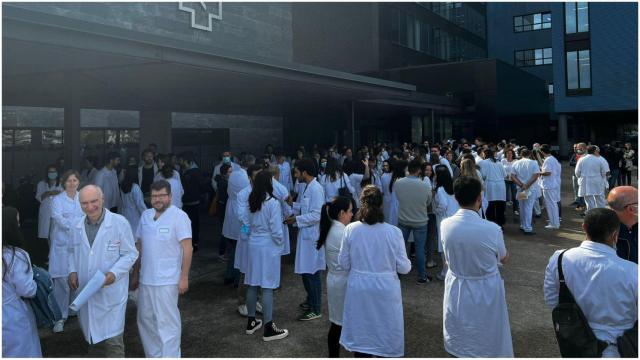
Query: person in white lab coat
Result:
<box><xmin>2</xmin><ymin>206</ymin><xmax>42</xmax><ymax>358</ymax></box>
<box><xmin>339</xmin><ymin>185</ymin><xmax>411</xmax><ymax>357</ymax></box>
<box><xmin>270</xmin><ymin>165</ymin><xmax>292</xmax><ymax>256</ymax></box>
<box><xmin>153</xmin><ymin>154</ymin><xmax>181</xmax><ymax>183</ymax></box>
<box><xmin>94</xmin><ymin>152</ymin><xmax>122</xmax><ymax>213</ymax></box>
<box><xmin>322</xmin><ymin>158</ymin><xmax>355</xmax><ymax>203</ymax></box>
<box><xmin>284</xmin><ymin>158</ymin><xmax>326</xmax><ymax>321</ymax></box>
<box><xmin>68</xmin><ymin>185</ymin><xmax>138</xmax><ymax>357</ymax></box>
<box><xmin>212</xmin><ymin>150</ymin><xmax>241</xmax><ymax>191</ymax></box>
<box><xmin>118</xmin><ymin>166</ymin><xmax>147</xmax><ymax>236</ymax></box>
<box><xmin>157</xmin><ymin>165</ymin><xmax>184</xmax><ymax>209</ymax></box>
<box><xmin>575</xmin><ymin>145</ymin><xmax>608</xmax><ymax>212</ymax></box>
<box><xmin>478</xmin><ymin>149</ymin><xmax>507</xmax><ymax>227</ymax></box>
<box><xmin>433</xmin><ymin>165</ymin><xmax>460</xmax><ymax>282</ymax></box>
<box><xmin>381</xmin><ymin>160</ymin><xmax>406</xmax><ymax>227</ymax></box>
<box><xmin>275</xmin><ymin>151</ymin><xmax>294</xmax><ymax>192</ymax></box>
<box><xmin>441</xmin><ymin>176</ymin><xmax>513</xmax><ymax>357</ymax></box>
<box><xmin>594</xmin><ymin>146</ymin><xmax>610</xmax><ymax>208</ymax></box>
<box><xmin>49</xmin><ymin>170</ymin><xmax>84</xmax><ymax>333</ymax></box>
<box><xmin>544</xmin><ymin>208</ymin><xmax>638</xmax><ymax>357</ymax></box>
<box><xmin>243</xmin><ymin>171</ymin><xmax>289</xmax><ymax>342</ymax></box>
<box><xmin>317</xmin><ymin>196</ymin><xmax>353</xmax><ymax>357</ymax></box>
<box><xmin>131</xmin><ymin>180</ymin><xmax>193</xmax><ymax>357</ymax></box>
<box><xmin>36</xmin><ymin>164</ymin><xmax>63</xmax><ymax>244</ymax></box>
<box><xmin>80</xmin><ymin>156</ymin><xmax>99</xmax><ymax>187</ymax></box>
<box><xmin>511</xmin><ymin>149</ymin><xmax>541</xmax><ymax>235</ymax></box>
<box><xmin>538</xmin><ymin>144</ymin><xmax>562</xmax><ymax>229</ymax></box>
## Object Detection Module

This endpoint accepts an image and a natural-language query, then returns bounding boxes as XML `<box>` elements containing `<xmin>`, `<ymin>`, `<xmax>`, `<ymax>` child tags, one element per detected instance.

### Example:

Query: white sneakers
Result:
<box><xmin>237</xmin><ymin>302</ymin><xmax>263</xmax><ymax>317</ymax></box>
<box><xmin>52</xmin><ymin>319</ymin><xmax>64</xmax><ymax>333</ymax></box>
<box><xmin>545</xmin><ymin>225</ymin><xmax>560</xmax><ymax>230</ymax></box>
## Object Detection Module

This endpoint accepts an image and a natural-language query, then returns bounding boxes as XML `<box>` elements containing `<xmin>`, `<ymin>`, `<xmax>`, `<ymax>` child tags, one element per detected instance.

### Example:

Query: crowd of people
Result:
<box><xmin>2</xmin><ymin>136</ymin><xmax>637</xmax><ymax>358</ymax></box>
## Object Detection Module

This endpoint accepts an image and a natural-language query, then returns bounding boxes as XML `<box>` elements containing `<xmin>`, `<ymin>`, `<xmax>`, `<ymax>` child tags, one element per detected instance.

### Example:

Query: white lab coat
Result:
<box><xmin>2</xmin><ymin>248</ymin><xmax>42</xmax><ymax>358</ymax></box>
<box><xmin>501</xmin><ymin>159</ymin><xmax>516</xmax><ymax>179</ymax></box>
<box><xmin>212</xmin><ymin>161</ymin><xmax>241</xmax><ymax>190</ymax></box>
<box><xmin>36</xmin><ymin>180</ymin><xmax>63</xmax><ymax>239</ymax></box>
<box><xmin>272</xmin><ymin>178</ymin><xmax>292</xmax><ymax>255</ymax></box>
<box><xmin>161</xmin><ymin>176</ymin><xmax>184</xmax><ymax>209</ymax></box>
<box><xmin>349</xmin><ymin>172</ymin><xmax>382</xmax><ymax>205</ymax></box>
<box><xmin>540</xmin><ymin>155</ymin><xmax>562</xmax><ymax>202</ymax></box>
<box><xmin>94</xmin><ymin>167</ymin><xmax>122</xmax><ymax>210</ymax></box>
<box><xmin>153</xmin><ymin>169</ymin><xmax>180</xmax><ymax>183</ymax></box>
<box><xmin>244</xmin><ymin>197</ymin><xmax>283</xmax><ymax>289</ymax></box>
<box><xmin>544</xmin><ymin>241</ymin><xmax>638</xmax><ymax>357</ymax></box>
<box><xmin>434</xmin><ymin>187</ymin><xmax>460</xmax><ymax>252</ymax></box>
<box><xmin>381</xmin><ymin>173</ymin><xmax>399</xmax><ymax>226</ymax></box>
<box><xmin>325</xmin><ymin>220</ymin><xmax>347</xmax><ymax>325</ymax></box>
<box><xmin>478</xmin><ymin>159</ymin><xmax>507</xmax><ymax>202</ymax></box>
<box><xmin>119</xmin><ymin>183</ymin><xmax>147</xmax><ymax>235</ymax></box>
<box><xmin>234</xmin><ymin>185</ymin><xmax>252</xmax><ymax>274</ymax></box>
<box><xmin>49</xmin><ymin>191</ymin><xmax>83</xmax><ymax>278</ymax></box>
<box><xmin>338</xmin><ymin>221</ymin><xmax>411</xmax><ymax>358</ymax></box>
<box><xmin>277</xmin><ymin>161</ymin><xmax>293</xmax><ymax>191</ymax></box>
<box><xmin>575</xmin><ymin>154</ymin><xmax>607</xmax><ymax>196</ymax></box>
<box><xmin>81</xmin><ymin>168</ymin><xmax>98</xmax><ymax>187</ymax></box>
<box><xmin>323</xmin><ymin>172</ymin><xmax>355</xmax><ymax>202</ymax></box>
<box><xmin>597</xmin><ymin>155</ymin><xmax>611</xmax><ymax>191</ymax></box>
<box><xmin>441</xmin><ymin>209</ymin><xmax>513</xmax><ymax>357</ymax></box>
<box><xmin>222</xmin><ymin>168</ymin><xmax>250</xmax><ymax>241</ymax></box>
<box><xmin>512</xmin><ymin>158</ymin><xmax>541</xmax><ymax>197</ymax></box>
<box><xmin>293</xmin><ymin>179</ymin><xmax>326</xmax><ymax>274</ymax></box>
<box><xmin>68</xmin><ymin>210</ymin><xmax>139</xmax><ymax>344</ymax></box>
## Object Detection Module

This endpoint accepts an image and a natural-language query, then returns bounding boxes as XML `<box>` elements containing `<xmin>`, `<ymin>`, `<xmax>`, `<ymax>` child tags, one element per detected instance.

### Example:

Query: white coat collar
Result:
<box><xmin>332</xmin><ymin>220</ymin><xmax>347</xmax><ymax>230</ymax></box>
<box><xmin>457</xmin><ymin>208</ymin><xmax>482</xmax><ymax>218</ymax></box>
<box><xmin>76</xmin><ymin>208</ymin><xmax>114</xmax><ymax>230</ymax></box>
<box><xmin>580</xmin><ymin>240</ymin><xmax>617</xmax><ymax>256</ymax></box>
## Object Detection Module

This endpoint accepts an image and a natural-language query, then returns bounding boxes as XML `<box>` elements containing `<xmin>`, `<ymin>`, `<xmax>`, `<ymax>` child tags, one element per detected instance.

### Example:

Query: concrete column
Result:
<box><xmin>140</xmin><ymin>111</ymin><xmax>172</xmax><ymax>154</ymax></box>
<box><xmin>64</xmin><ymin>75</ymin><xmax>81</xmax><ymax>171</ymax></box>
<box><xmin>411</xmin><ymin>116</ymin><xmax>422</xmax><ymax>144</ymax></box>
<box><xmin>350</xmin><ymin>101</ymin><xmax>356</xmax><ymax>148</ymax></box>
<box><xmin>558</xmin><ymin>114</ymin><xmax>569</xmax><ymax>159</ymax></box>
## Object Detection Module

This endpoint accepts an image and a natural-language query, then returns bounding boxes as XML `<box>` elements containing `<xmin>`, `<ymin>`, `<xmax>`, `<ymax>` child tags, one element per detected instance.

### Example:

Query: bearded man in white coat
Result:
<box><xmin>68</xmin><ymin>185</ymin><xmax>138</xmax><ymax>357</ymax></box>
<box><xmin>285</xmin><ymin>158</ymin><xmax>326</xmax><ymax>321</ymax></box>
<box><xmin>538</xmin><ymin>144</ymin><xmax>562</xmax><ymax>229</ymax></box>
<box><xmin>441</xmin><ymin>176</ymin><xmax>513</xmax><ymax>358</ymax></box>
<box><xmin>575</xmin><ymin>145</ymin><xmax>608</xmax><ymax>212</ymax></box>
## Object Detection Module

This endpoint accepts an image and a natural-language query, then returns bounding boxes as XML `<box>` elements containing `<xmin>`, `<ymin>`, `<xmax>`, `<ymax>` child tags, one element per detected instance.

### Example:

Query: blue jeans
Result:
<box><xmin>247</xmin><ymin>287</ymin><xmax>273</xmax><ymax>323</ymax></box>
<box><xmin>505</xmin><ymin>180</ymin><xmax>519</xmax><ymax>212</ymax></box>
<box><xmin>301</xmin><ymin>272</ymin><xmax>322</xmax><ymax>313</ymax></box>
<box><xmin>398</xmin><ymin>223</ymin><xmax>428</xmax><ymax>279</ymax></box>
<box><xmin>609</xmin><ymin>168</ymin><xmax>620</xmax><ymax>189</ymax></box>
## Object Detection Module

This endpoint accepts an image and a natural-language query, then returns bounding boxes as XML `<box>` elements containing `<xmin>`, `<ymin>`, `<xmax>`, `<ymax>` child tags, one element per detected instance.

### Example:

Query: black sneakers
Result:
<box><xmin>246</xmin><ymin>318</ymin><xmax>262</xmax><ymax>335</ymax></box>
<box><xmin>263</xmin><ymin>321</ymin><xmax>289</xmax><ymax>341</ymax></box>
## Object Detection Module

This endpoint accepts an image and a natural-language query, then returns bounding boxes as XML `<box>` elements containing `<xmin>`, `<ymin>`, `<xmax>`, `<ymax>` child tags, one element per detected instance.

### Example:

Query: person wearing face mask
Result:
<box><xmin>607</xmin><ymin>186</ymin><xmax>638</xmax><ymax>264</ymax></box>
<box><xmin>212</xmin><ymin>150</ymin><xmax>241</xmax><ymax>192</ymax></box>
<box><xmin>441</xmin><ymin>176</ymin><xmax>512</xmax><ymax>357</ymax></box>
<box><xmin>318</xmin><ymin>157</ymin><xmax>328</xmax><ymax>183</ymax></box>
<box><xmin>544</xmin><ymin>208</ymin><xmax>637</xmax><ymax>357</ymax></box>
<box><xmin>36</xmin><ymin>164</ymin><xmax>63</xmax><ymax>248</ymax></box>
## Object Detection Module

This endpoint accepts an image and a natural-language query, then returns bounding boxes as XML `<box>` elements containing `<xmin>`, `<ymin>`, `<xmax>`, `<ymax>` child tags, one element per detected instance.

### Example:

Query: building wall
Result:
<box><xmin>552</xmin><ymin>2</ymin><xmax>638</xmax><ymax>113</ymax></box>
<box><xmin>6</xmin><ymin>2</ymin><xmax>293</xmax><ymax>62</ymax></box>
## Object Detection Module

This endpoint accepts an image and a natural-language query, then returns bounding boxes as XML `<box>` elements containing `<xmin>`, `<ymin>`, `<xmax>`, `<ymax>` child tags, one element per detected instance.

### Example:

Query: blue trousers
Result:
<box><xmin>301</xmin><ymin>272</ymin><xmax>322</xmax><ymax>313</ymax></box>
<box><xmin>398</xmin><ymin>223</ymin><xmax>428</xmax><ymax>279</ymax></box>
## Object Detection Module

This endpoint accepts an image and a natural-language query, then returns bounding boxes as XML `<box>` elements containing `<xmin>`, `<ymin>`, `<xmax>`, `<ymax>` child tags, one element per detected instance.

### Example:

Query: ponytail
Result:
<box><xmin>316</xmin><ymin>196</ymin><xmax>352</xmax><ymax>250</ymax></box>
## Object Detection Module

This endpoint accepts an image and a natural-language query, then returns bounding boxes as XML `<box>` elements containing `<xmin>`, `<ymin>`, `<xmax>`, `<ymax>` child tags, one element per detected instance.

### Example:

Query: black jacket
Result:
<box><xmin>181</xmin><ymin>167</ymin><xmax>207</xmax><ymax>205</ymax></box>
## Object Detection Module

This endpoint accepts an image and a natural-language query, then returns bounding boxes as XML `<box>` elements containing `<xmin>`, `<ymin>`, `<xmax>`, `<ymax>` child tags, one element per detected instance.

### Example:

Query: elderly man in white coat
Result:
<box><xmin>511</xmin><ymin>148</ymin><xmax>541</xmax><ymax>235</ymax></box>
<box><xmin>68</xmin><ymin>185</ymin><xmax>138</xmax><ymax>357</ymax></box>
<box><xmin>285</xmin><ymin>158</ymin><xmax>326</xmax><ymax>321</ymax></box>
<box><xmin>538</xmin><ymin>144</ymin><xmax>562</xmax><ymax>229</ymax></box>
<box><xmin>575</xmin><ymin>145</ymin><xmax>608</xmax><ymax>212</ymax></box>
<box><xmin>441</xmin><ymin>176</ymin><xmax>513</xmax><ymax>358</ymax></box>
<box><xmin>131</xmin><ymin>180</ymin><xmax>193</xmax><ymax>358</ymax></box>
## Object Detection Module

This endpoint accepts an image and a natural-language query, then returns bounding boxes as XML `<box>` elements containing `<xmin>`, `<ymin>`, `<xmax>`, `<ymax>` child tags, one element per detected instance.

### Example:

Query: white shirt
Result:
<box><xmin>478</xmin><ymin>159</ymin><xmax>507</xmax><ymax>202</ymax></box>
<box><xmin>222</xmin><ymin>168</ymin><xmax>250</xmax><ymax>241</ymax></box>
<box><xmin>49</xmin><ymin>191</ymin><xmax>83</xmax><ymax>277</ymax></box>
<box><xmin>95</xmin><ymin>167</ymin><xmax>122</xmax><ymax>210</ymax></box>
<box><xmin>136</xmin><ymin>205</ymin><xmax>192</xmax><ymax>286</ymax></box>
<box><xmin>277</xmin><ymin>161</ymin><xmax>293</xmax><ymax>191</ymax></box>
<box><xmin>161</xmin><ymin>176</ymin><xmax>184</xmax><ymax>209</ymax></box>
<box><xmin>575</xmin><ymin>154</ymin><xmax>608</xmax><ymax>196</ymax></box>
<box><xmin>501</xmin><ymin>159</ymin><xmax>516</xmax><ymax>178</ymax></box>
<box><xmin>540</xmin><ymin>155</ymin><xmax>561</xmax><ymax>190</ymax></box>
<box><xmin>441</xmin><ymin>209</ymin><xmax>513</xmax><ymax>357</ymax></box>
<box><xmin>212</xmin><ymin>161</ymin><xmax>241</xmax><ymax>190</ymax></box>
<box><xmin>69</xmin><ymin>210</ymin><xmax>138</xmax><ymax>344</ymax></box>
<box><xmin>293</xmin><ymin>178</ymin><xmax>326</xmax><ymax>274</ymax></box>
<box><xmin>119</xmin><ymin>183</ymin><xmax>147</xmax><ymax>234</ymax></box>
<box><xmin>322</xmin><ymin>172</ymin><xmax>355</xmax><ymax>202</ymax></box>
<box><xmin>434</xmin><ymin>187</ymin><xmax>459</xmax><ymax>219</ymax></box>
<box><xmin>153</xmin><ymin>169</ymin><xmax>180</xmax><ymax>183</ymax></box>
<box><xmin>512</xmin><ymin>158</ymin><xmax>541</xmax><ymax>196</ymax></box>
<box><xmin>36</xmin><ymin>180</ymin><xmax>63</xmax><ymax>239</ymax></box>
<box><xmin>544</xmin><ymin>241</ymin><xmax>638</xmax><ymax>347</ymax></box>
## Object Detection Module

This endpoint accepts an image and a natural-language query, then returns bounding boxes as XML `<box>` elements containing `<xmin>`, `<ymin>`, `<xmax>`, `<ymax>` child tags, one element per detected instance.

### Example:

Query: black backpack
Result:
<box><xmin>552</xmin><ymin>249</ymin><xmax>608</xmax><ymax>357</ymax></box>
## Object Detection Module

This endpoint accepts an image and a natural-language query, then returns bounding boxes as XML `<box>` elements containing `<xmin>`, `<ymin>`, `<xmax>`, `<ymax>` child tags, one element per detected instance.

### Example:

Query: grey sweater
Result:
<box><xmin>394</xmin><ymin>176</ymin><xmax>432</xmax><ymax>227</ymax></box>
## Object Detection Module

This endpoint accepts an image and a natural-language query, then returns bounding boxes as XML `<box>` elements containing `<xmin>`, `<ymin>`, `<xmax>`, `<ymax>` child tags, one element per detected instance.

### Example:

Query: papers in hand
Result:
<box><xmin>69</xmin><ymin>271</ymin><xmax>106</xmax><ymax>312</ymax></box>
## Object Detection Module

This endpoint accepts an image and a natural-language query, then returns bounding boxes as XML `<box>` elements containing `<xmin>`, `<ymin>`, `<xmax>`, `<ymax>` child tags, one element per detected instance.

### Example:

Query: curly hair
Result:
<box><xmin>357</xmin><ymin>185</ymin><xmax>384</xmax><ymax>225</ymax></box>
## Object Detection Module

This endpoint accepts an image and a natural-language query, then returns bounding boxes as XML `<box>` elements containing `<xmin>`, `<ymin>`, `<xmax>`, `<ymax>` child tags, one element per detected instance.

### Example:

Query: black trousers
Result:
<box><xmin>183</xmin><ymin>204</ymin><xmax>200</xmax><ymax>246</ymax></box>
<box><xmin>486</xmin><ymin>201</ymin><xmax>506</xmax><ymax>226</ymax></box>
<box><xmin>328</xmin><ymin>322</ymin><xmax>342</xmax><ymax>358</ymax></box>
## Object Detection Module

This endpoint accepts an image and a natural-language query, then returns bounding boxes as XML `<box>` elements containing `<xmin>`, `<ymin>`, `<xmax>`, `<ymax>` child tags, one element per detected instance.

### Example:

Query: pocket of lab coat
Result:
<box><xmin>301</xmin><ymin>198</ymin><xmax>310</xmax><ymax>214</ymax></box>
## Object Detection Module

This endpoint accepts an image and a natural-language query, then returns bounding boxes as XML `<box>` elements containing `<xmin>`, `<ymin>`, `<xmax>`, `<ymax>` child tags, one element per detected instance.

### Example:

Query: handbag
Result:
<box><xmin>552</xmin><ymin>249</ymin><xmax>608</xmax><ymax>357</ymax></box>
<box><xmin>208</xmin><ymin>192</ymin><xmax>219</xmax><ymax>217</ymax></box>
<box><xmin>617</xmin><ymin>321</ymin><xmax>638</xmax><ymax>358</ymax></box>
<box><xmin>337</xmin><ymin>174</ymin><xmax>352</xmax><ymax>198</ymax></box>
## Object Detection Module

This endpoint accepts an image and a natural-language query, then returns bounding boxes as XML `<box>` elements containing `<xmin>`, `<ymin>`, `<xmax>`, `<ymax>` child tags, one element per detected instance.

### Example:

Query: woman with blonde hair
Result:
<box><xmin>460</xmin><ymin>159</ymin><xmax>488</xmax><ymax>217</ymax></box>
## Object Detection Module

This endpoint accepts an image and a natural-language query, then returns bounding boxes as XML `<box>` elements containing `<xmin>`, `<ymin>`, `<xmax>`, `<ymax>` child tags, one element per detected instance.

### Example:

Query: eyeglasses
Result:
<box><xmin>150</xmin><ymin>193</ymin><xmax>169</xmax><ymax>199</ymax></box>
<box><xmin>623</xmin><ymin>203</ymin><xmax>638</xmax><ymax>209</ymax></box>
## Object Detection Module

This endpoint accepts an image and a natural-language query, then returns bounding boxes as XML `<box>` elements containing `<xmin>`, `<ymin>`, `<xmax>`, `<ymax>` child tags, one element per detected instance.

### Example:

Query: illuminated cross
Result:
<box><xmin>178</xmin><ymin>2</ymin><xmax>222</xmax><ymax>32</ymax></box>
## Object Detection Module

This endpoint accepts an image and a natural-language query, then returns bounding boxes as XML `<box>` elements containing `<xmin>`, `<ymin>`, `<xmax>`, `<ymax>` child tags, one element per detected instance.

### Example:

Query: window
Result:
<box><xmin>566</xmin><ymin>49</ymin><xmax>591</xmax><ymax>94</ymax></box>
<box><xmin>515</xmin><ymin>48</ymin><xmax>552</xmax><ymax>67</ymax></box>
<box><xmin>42</xmin><ymin>129</ymin><xmax>64</xmax><ymax>148</ymax></box>
<box><xmin>514</xmin><ymin>12</ymin><xmax>551</xmax><ymax>32</ymax></box>
<box><xmin>565</xmin><ymin>2</ymin><xmax>589</xmax><ymax>34</ymax></box>
<box><xmin>548</xmin><ymin>83</ymin><xmax>554</xmax><ymax>95</ymax></box>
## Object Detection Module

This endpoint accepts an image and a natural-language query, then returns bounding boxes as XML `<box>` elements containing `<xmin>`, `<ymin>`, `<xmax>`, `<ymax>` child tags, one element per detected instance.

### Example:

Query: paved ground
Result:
<box><xmin>35</xmin><ymin>164</ymin><xmax>635</xmax><ymax>357</ymax></box>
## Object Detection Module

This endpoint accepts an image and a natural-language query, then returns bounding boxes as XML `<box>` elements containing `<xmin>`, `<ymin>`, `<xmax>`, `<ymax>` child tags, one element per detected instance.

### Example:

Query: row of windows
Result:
<box><xmin>2</xmin><ymin>129</ymin><xmax>140</xmax><ymax>149</ymax></box>
<box><xmin>514</xmin><ymin>12</ymin><xmax>551</xmax><ymax>32</ymax></box>
<box><xmin>390</xmin><ymin>7</ymin><xmax>486</xmax><ymax>62</ymax></box>
<box><xmin>514</xmin><ymin>48</ymin><xmax>552</xmax><ymax>67</ymax></box>
<box><xmin>420</xmin><ymin>2</ymin><xmax>487</xmax><ymax>39</ymax></box>
<box><xmin>565</xmin><ymin>2</ymin><xmax>589</xmax><ymax>34</ymax></box>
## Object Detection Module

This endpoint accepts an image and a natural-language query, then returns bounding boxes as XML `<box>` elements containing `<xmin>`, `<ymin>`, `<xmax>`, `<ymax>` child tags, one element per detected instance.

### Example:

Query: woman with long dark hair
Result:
<box><xmin>338</xmin><ymin>185</ymin><xmax>411</xmax><ymax>358</ymax></box>
<box><xmin>2</xmin><ymin>206</ymin><xmax>42</xmax><ymax>357</ymax></box>
<box><xmin>381</xmin><ymin>159</ymin><xmax>406</xmax><ymax>226</ymax></box>
<box><xmin>321</xmin><ymin>158</ymin><xmax>355</xmax><ymax>203</ymax></box>
<box><xmin>478</xmin><ymin>149</ymin><xmax>507</xmax><ymax>227</ymax></box>
<box><xmin>119</xmin><ymin>166</ymin><xmax>147</xmax><ymax>235</ymax></box>
<box><xmin>244</xmin><ymin>170</ymin><xmax>288</xmax><ymax>341</ymax></box>
<box><xmin>421</xmin><ymin>162</ymin><xmax>438</xmax><ymax>268</ymax></box>
<box><xmin>317</xmin><ymin>196</ymin><xmax>353</xmax><ymax>357</ymax></box>
<box><xmin>433</xmin><ymin>165</ymin><xmax>460</xmax><ymax>281</ymax></box>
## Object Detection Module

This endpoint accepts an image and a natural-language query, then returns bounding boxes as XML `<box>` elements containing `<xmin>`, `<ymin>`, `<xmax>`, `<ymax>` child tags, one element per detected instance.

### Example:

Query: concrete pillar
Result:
<box><xmin>411</xmin><ymin>116</ymin><xmax>422</xmax><ymax>144</ymax></box>
<box><xmin>140</xmin><ymin>111</ymin><xmax>172</xmax><ymax>154</ymax></box>
<box><xmin>558</xmin><ymin>114</ymin><xmax>569</xmax><ymax>159</ymax></box>
<box><xmin>64</xmin><ymin>75</ymin><xmax>81</xmax><ymax>171</ymax></box>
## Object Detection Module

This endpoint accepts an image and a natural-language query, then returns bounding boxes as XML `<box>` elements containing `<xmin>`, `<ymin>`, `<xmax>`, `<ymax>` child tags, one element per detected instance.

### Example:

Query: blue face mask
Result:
<box><xmin>320</xmin><ymin>162</ymin><xmax>327</xmax><ymax>168</ymax></box>
<box><xmin>223</xmin><ymin>156</ymin><xmax>231</xmax><ymax>164</ymax></box>
<box><xmin>48</xmin><ymin>172</ymin><xmax>58</xmax><ymax>180</ymax></box>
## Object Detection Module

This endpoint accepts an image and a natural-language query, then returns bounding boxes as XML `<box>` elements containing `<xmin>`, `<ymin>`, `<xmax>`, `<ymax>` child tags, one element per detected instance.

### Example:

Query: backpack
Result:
<box><xmin>552</xmin><ymin>249</ymin><xmax>608</xmax><ymax>357</ymax></box>
<box><xmin>26</xmin><ymin>265</ymin><xmax>63</xmax><ymax>328</ymax></box>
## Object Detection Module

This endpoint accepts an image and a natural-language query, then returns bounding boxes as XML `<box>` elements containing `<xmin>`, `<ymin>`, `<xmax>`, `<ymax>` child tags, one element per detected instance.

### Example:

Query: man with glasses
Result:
<box><xmin>607</xmin><ymin>186</ymin><xmax>638</xmax><ymax>263</ymax></box>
